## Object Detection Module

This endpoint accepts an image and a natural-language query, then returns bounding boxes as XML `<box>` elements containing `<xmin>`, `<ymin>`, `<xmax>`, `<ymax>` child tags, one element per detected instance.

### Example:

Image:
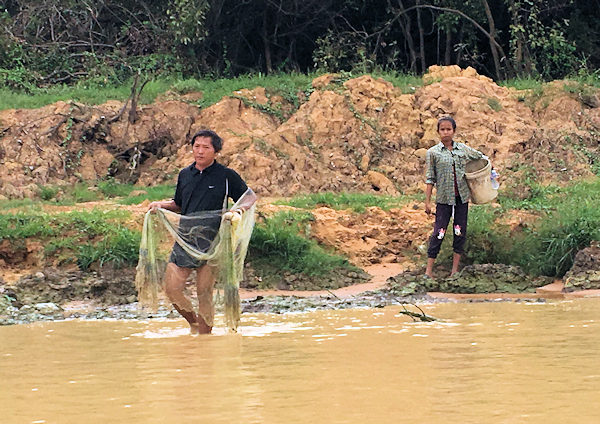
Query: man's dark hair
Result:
<box><xmin>437</xmin><ymin>116</ymin><xmax>457</xmax><ymax>130</ymax></box>
<box><xmin>190</xmin><ymin>129</ymin><xmax>223</xmax><ymax>152</ymax></box>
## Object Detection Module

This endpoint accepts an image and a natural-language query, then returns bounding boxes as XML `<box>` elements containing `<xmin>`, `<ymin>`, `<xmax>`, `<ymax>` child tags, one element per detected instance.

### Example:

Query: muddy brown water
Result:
<box><xmin>2</xmin><ymin>300</ymin><xmax>600</xmax><ymax>424</ymax></box>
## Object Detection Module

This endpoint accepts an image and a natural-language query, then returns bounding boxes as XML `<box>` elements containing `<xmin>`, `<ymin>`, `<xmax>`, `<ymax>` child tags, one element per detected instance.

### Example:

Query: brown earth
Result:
<box><xmin>1</xmin><ymin>65</ymin><xmax>599</xmax><ymax>292</ymax></box>
<box><xmin>1</xmin><ymin>65</ymin><xmax>598</xmax><ymax>201</ymax></box>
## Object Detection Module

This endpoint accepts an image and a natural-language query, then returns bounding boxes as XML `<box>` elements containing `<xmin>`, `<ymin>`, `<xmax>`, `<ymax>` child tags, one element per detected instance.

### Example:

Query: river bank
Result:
<box><xmin>3</xmin><ymin>262</ymin><xmax>599</xmax><ymax>326</ymax></box>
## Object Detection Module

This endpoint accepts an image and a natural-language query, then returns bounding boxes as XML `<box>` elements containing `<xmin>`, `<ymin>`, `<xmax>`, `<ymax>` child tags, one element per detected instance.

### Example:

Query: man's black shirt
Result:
<box><xmin>174</xmin><ymin>161</ymin><xmax>248</xmax><ymax>215</ymax></box>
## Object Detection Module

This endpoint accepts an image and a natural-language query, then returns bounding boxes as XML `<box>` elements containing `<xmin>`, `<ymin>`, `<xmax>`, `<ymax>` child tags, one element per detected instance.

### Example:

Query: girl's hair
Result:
<box><xmin>190</xmin><ymin>129</ymin><xmax>223</xmax><ymax>152</ymax></box>
<box><xmin>437</xmin><ymin>116</ymin><xmax>457</xmax><ymax>130</ymax></box>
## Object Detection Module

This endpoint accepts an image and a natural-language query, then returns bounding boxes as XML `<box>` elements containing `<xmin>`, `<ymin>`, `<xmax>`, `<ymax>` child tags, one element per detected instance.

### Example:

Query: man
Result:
<box><xmin>148</xmin><ymin>129</ymin><xmax>257</xmax><ymax>334</ymax></box>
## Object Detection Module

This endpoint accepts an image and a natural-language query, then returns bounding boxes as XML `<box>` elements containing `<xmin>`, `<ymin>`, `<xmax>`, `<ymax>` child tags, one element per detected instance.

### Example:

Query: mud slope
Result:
<box><xmin>0</xmin><ymin>65</ymin><xmax>599</xmax><ymax>200</ymax></box>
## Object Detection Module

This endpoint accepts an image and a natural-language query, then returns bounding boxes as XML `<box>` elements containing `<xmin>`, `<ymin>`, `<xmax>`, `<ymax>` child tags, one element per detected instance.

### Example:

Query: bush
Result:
<box><xmin>249</xmin><ymin>211</ymin><xmax>351</xmax><ymax>276</ymax></box>
<box><xmin>464</xmin><ymin>178</ymin><xmax>600</xmax><ymax>277</ymax></box>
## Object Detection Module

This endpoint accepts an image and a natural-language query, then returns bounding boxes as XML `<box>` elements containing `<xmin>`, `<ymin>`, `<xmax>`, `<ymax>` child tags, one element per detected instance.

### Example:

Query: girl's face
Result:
<box><xmin>438</xmin><ymin>120</ymin><xmax>455</xmax><ymax>143</ymax></box>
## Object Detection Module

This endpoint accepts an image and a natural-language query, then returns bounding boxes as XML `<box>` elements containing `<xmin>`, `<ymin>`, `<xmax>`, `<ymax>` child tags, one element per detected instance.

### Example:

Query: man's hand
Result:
<box><xmin>148</xmin><ymin>201</ymin><xmax>163</xmax><ymax>211</ymax></box>
<box><xmin>425</xmin><ymin>201</ymin><xmax>432</xmax><ymax>215</ymax></box>
<box><xmin>223</xmin><ymin>209</ymin><xmax>243</xmax><ymax>222</ymax></box>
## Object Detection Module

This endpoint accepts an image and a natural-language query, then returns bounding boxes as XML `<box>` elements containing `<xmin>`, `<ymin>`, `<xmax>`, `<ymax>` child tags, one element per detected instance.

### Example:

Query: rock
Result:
<box><xmin>366</xmin><ymin>171</ymin><xmax>398</xmax><ymax>195</ymax></box>
<box><xmin>413</xmin><ymin>148</ymin><xmax>428</xmax><ymax>159</ymax></box>
<box><xmin>564</xmin><ymin>244</ymin><xmax>600</xmax><ymax>291</ymax></box>
<box><xmin>312</xmin><ymin>74</ymin><xmax>340</xmax><ymax>89</ymax></box>
<box><xmin>34</xmin><ymin>302</ymin><xmax>62</xmax><ymax>314</ymax></box>
<box><xmin>35</xmin><ymin>272</ymin><xmax>45</xmax><ymax>279</ymax></box>
<box><xmin>387</xmin><ymin>264</ymin><xmax>550</xmax><ymax>295</ymax></box>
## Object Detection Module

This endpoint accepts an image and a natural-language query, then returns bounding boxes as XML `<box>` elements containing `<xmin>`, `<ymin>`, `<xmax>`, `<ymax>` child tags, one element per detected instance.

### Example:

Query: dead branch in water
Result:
<box><xmin>396</xmin><ymin>301</ymin><xmax>437</xmax><ymax>322</ymax></box>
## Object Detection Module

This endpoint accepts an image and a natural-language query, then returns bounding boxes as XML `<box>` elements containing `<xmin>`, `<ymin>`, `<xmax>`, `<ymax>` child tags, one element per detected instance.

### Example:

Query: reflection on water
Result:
<box><xmin>1</xmin><ymin>300</ymin><xmax>600</xmax><ymax>424</ymax></box>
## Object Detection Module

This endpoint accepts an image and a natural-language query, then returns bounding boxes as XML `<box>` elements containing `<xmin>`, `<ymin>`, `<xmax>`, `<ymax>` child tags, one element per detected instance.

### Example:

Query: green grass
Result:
<box><xmin>276</xmin><ymin>192</ymin><xmax>409</xmax><ymax>213</ymax></box>
<box><xmin>0</xmin><ymin>78</ymin><xmax>178</xmax><ymax>110</ymax></box>
<box><xmin>118</xmin><ymin>185</ymin><xmax>176</xmax><ymax>204</ymax></box>
<box><xmin>0</xmin><ymin>73</ymin><xmax>318</xmax><ymax>111</ymax></box>
<box><xmin>249</xmin><ymin>210</ymin><xmax>353</xmax><ymax>276</ymax></box>
<box><xmin>499</xmin><ymin>76</ymin><xmax>545</xmax><ymax>91</ymax></box>
<box><xmin>463</xmin><ymin>177</ymin><xmax>600</xmax><ymax>277</ymax></box>
<box><xmin>0</xmin><ymin>70</ymin><xmax>426</xmax><ymax>112</ymax></box>
<box><xmin>77</xmin><ymin>226</ymin><xmax>141</xmax><ymax>270</ymax></box>
<box><xmin>5</xmin><ymin>181</ymin><xmax>176</xmax><ymax>206</ymax></box>
<box><xmin>371</xmin><ymin>71</ymin><xmax>423</xmax><ymax>94</ymax></box>
<box><xmin>0</xmin><ymin>209</ymin><xmax>140</xmax><ymax>269</ymax></box>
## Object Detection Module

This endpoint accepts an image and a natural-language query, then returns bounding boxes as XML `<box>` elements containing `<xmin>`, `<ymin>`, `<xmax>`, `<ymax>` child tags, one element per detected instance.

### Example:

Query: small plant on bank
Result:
<box><xmin>463</xmin><ymin>177</ymin><xmax>600</xmax><ymax>278</ymax></box>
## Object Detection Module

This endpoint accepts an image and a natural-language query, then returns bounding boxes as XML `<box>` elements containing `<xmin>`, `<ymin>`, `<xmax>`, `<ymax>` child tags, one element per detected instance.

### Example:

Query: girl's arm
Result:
<box><xmin>425</xmin><ymin>150</ymin><xmax>436</xmax><ymax>214</ymax></box>
<box><xmin>425</xmin><ymin>183</ymin><xmax>434</xmax><ymax>215</ymax></box>
<box><xmin>463</xmin><ymin>143</ymin><xmax>486</xmax><ymax>161</ymax></box>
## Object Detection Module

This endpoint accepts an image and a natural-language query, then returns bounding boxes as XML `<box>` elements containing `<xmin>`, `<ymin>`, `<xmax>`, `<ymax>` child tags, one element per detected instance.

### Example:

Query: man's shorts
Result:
<box><xmin>169</xmin><ymin>216</ymin><xmax>220</xmax><ymax>269</ymax></box>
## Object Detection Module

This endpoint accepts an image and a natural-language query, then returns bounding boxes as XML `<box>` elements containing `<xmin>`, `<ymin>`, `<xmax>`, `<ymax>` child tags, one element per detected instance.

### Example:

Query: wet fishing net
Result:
<box><xmin>135</xmin><ymin>189</ymin><xmax>256</xmax><ymax>331</ymax></box>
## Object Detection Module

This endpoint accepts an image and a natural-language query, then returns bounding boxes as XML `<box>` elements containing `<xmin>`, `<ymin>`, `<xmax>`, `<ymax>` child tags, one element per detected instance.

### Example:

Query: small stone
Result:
<box><xmin>34</xmin><ymin>302</ymin><xmax>62</xmax><ymax>314</ymax></box>
<box><xmin>35</xmin><ymin>272</ymin><xmax>45</xmax><ymax>279</ymax></box>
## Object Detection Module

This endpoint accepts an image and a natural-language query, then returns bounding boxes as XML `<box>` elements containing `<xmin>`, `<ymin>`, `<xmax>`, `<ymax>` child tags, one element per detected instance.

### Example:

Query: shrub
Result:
<box><xmin>249</xmin><ymin>211</ymin><xmax>351</xmax><ymax>276</ymax></box>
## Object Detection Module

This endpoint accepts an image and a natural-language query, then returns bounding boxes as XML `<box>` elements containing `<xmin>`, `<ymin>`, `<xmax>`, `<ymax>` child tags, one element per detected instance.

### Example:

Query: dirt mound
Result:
<box><xmin>310</xmin><ymin>204</ymin><xmax>430</xmax><ymax>266</ymax></box>
<box><xmin>564</xmin><ymin>243</ymin><xmax>600</xmax><ymax>291</ymax></box>
<box><xmin>1</xmin><ymin>66</ymin><xmax>598</xmax><ymax>199</ymax></box>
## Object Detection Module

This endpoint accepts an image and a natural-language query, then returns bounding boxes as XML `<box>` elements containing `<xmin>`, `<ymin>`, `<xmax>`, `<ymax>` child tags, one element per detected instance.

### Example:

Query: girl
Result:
<box><xmin>424</xmin><ymin>116</ymin><xmax>486</xmax><ymax>278</ymax></box>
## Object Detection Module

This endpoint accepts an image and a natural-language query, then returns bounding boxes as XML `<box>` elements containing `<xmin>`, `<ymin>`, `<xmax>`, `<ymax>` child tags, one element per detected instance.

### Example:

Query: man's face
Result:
<box><xmin>192</xmin><ymin>136</ymin><xmax>217</xmax><ymax>169</ymax></box>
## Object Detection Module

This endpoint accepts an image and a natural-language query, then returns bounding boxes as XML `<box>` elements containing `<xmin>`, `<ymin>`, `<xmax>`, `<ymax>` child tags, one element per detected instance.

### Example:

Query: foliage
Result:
<box><xmin>277</xmin><ymin>192</ymin><xmax>410</xmax><ymax>213</ymax></box>
<box><xmin>0</xmin><ymin>1</ymin><xmax>597</xmax><ymax>86</ymax></box>
<box><xmin>0</xmin><ymin>208</ymin><xmax>139</xmax><ymax>270</ymax></box>
<box><xmin>166</xmin><ymin>0</ymin><xmax>209</xmax><ymax>46</ymax></box>
<box><xmin>313</xmin><ymin>30</ymin><xmax>370</xmax><ymax>72</ymax></box>
<box><xmin>249</xmin><ymin>211</ymin><xmax>352</xmax><ymax>276</ymax></box>
<box><xmin>119</xmin><ymin>185</ymin><xmax>176</xmax><ymax>205</ymax></box>
<box><xmin>462</xmin><ymin>178</ymin><xmax>600</xmax><ymax>277</ymax></box>
<box><xmin>506</xmin><ymin>0</ymin><xmax>579</xmax><ymax>79</ymax></box>
<box><xmin>77</xmin><ymin>227</ymin><xmax>141</xmax><ymax>270</ymax></box>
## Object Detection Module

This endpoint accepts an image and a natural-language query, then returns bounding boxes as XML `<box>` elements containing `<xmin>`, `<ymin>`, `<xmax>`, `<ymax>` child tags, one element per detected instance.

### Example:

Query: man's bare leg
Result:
<box><xmin>164</xmin><ymin>262</ymin><xmax>200</xmax><ymax>334</ymax></box>
<box><xmin>195</xmin><ymin>264</ymin><xmax>215</xmax><ymax>334</ymax></box>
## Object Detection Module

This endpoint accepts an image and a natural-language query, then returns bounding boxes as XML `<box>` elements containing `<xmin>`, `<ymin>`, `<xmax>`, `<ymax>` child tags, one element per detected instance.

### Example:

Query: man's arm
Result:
<box><xmin>148</xmin><ymin>199</ymin><xmax>181</xmax><ymax>213</ymax></box>
<box><xmin>230</xmin><ymin>190</ymin><xmax>257</xmax><ymax>213</ymax></box>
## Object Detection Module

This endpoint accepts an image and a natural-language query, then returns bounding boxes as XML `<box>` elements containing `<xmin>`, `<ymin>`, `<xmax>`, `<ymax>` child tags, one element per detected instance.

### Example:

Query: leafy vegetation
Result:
<box><xmin>276</xmin><ymin>192</ymin><xmax>411</xmax><ymax>213</ymax></box>
<box><xmin>249</xmin><ymin>211</ymin><xmax>354</xmax><ymax>276</ymax></box>
<box><xmin>0</xmin><ymin>209</ymin><xmax>139</xmax><ymax>269</ymax></box>
<box><xmin>1</xmin><ymin>1</ymin><xmax>598</xmax><ymax>93</ymax></box>
<box><xmin>460</xmin><ymin>178</ymin><xmax>600</xmax><ymax>277</ymax></box>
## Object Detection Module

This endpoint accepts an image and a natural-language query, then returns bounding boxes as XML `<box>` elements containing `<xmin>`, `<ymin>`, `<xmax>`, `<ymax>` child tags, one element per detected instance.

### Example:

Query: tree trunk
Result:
<box><xmin>444</xmin><ymin>25</ymin><xmax>452</xmax><ymax>65</ymax></box>
<box><xmin>481</xmin><ymin>0</ymin><xmax>502</xmax><ymax>80</ymax></box>
<box><xmin>262</xmin><ymin>10</ymin><xmax>273</xmax><ymax>74</ymax></box>
<box><xmin>396</xmin><ymin>1</ymin><xmax>418</xmax><ymax>73</ymax></box>
<box><xmin>415</xmin><ymin>0</ymin><xmax>426</xmax><ymax>73</ymax></box>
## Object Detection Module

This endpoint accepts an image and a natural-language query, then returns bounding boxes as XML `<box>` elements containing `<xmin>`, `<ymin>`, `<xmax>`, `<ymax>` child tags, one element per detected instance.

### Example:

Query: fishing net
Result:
<box><xmin>135</xmin><ymin>189</ymin><xmax>256</xmax><ymax>332</ymax></box>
